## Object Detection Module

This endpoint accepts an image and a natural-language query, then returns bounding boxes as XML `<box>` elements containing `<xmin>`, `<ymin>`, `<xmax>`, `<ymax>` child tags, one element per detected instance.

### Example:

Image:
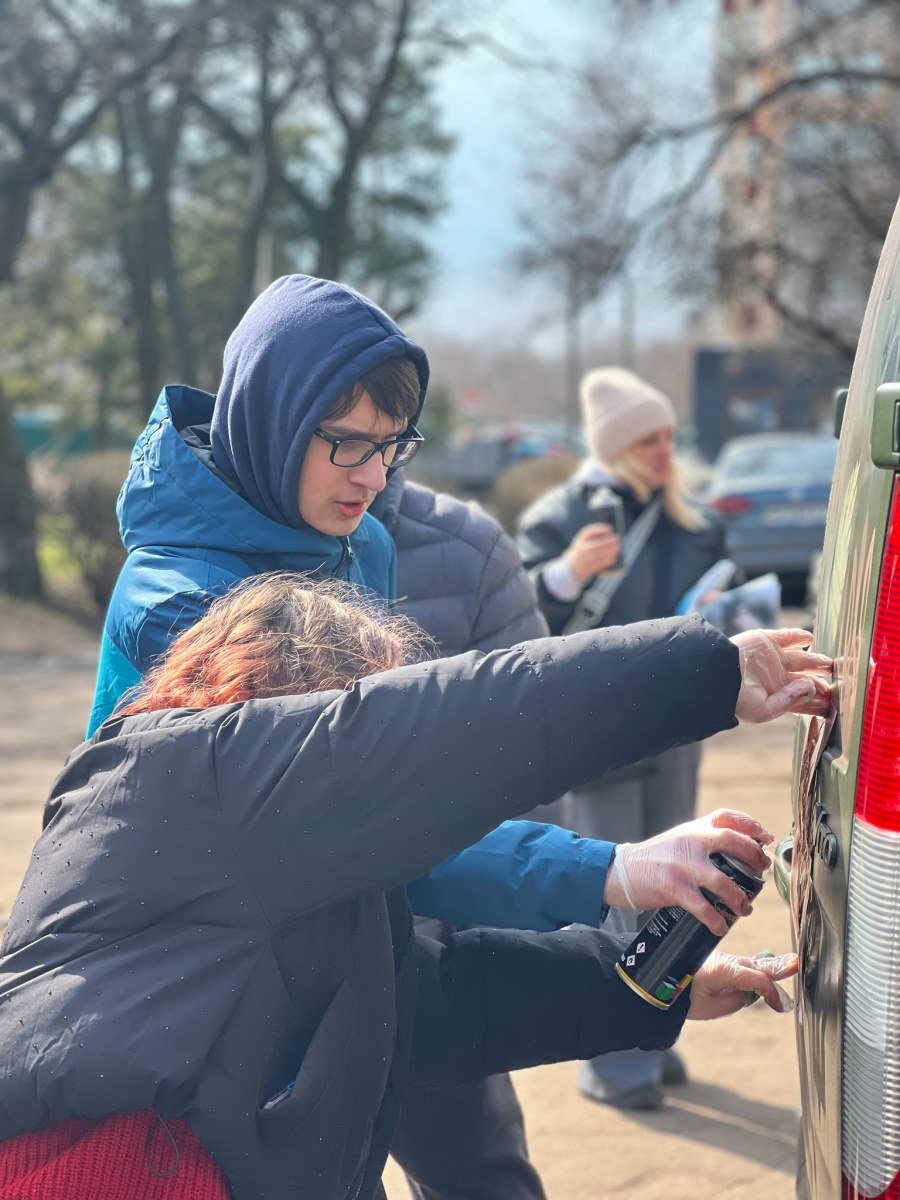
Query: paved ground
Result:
<box><xmin>0</xmin><ymin>599</ymin><xmax>801</xmax><ymax>1200</ymax></box>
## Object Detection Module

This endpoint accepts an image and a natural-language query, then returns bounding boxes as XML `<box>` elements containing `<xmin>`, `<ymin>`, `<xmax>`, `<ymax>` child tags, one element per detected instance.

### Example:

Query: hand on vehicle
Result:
<box><xmin>688</xmin><ymin>950</ymin><xmax>797</xmax><ymax>1020</ymax></box>
<box><xmin>564</xmin><ymin>523</ymin><xmax>622</xmax><ymax>580</ymax></box>
<box><xmin>603</xmin><ymin>809</ymin><xmax>772</xmax><ymax>934</ymax></box>
<box><xmin>732</xmin><ymin>628</ymin><xmax>832</xmax><ymax>723</ymax></box>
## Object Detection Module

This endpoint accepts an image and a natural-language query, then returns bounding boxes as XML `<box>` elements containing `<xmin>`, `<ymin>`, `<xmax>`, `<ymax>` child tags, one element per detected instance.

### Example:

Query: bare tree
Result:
<box><xmin>0</xmin><ymin>0</ymin><xmax>457</xmax><ymax>596</ymax></box>
<box><xmin>520</xmin><ymin>0</ymin><xmax>900</xmax><ymax>365</ymax></box>
<box><xmin>112</xmin><ymin>2</ymin><xmax>210</xmax><ymax>410</ymax></box>
<box><xmin>0</xmin><ymin>0</ymin><xmax>198</xmax><ymax>283</ymax></box>
<box><xmin>0</xmin><ymin>0</ymin><xmax>198</xmax><ymax>597</ymax></box>
<box><xmin>189</xmin><ymin>0</ymin><xmax>453</xmax><ymax>323</ymax></box>
<box><xmin>517</xmin><ymin>156</ymin><xmax>630</xmax><ymax>431</ymax></box>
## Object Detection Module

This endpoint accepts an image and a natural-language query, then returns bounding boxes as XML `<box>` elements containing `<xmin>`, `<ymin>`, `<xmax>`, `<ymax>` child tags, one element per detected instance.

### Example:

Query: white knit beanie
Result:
<box><xmin>580</xmin><ymin>367</ymin><xmax>676</xmax><ymax>464</ymax></box>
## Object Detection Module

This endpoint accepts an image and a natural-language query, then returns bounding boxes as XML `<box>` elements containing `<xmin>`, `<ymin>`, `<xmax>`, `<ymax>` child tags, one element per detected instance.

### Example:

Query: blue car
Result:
<box><xmin>705</xmin><ymin>432</ymin><xmax>838</xmax><ymax>585</ymax></box>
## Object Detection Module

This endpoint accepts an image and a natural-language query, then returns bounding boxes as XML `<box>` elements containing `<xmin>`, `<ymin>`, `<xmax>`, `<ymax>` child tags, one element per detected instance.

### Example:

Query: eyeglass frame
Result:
<box><xmin>313</xmin><ymin>424</ymin><xmax>424</xmax><ymax>468</ymax></box>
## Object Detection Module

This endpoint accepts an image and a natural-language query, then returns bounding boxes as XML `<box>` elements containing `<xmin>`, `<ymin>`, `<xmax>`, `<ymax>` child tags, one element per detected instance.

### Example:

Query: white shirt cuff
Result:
<box><xmin>542</xmin><ymin>557</ymin><xmax>585</xmax><ymax>603</ymax></box>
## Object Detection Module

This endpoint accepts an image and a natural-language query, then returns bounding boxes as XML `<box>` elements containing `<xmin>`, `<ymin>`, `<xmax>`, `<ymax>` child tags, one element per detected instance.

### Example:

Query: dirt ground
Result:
<box><xmin>0</xmin><ymin>598</ymin><xmax>801</xmax><ymax>1200</ymax></box>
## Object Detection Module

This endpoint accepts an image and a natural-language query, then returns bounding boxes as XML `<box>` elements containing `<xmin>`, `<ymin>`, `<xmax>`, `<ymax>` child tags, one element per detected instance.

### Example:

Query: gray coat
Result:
<box><xmin>371</xmin><ymin>471</ymin><xmax>548</xmax><ymax>654</ymax></box>
<box><xmin>0</xmin><ymin>617</ymin><xmax>738</xmax><ymax>1200</ymax></box>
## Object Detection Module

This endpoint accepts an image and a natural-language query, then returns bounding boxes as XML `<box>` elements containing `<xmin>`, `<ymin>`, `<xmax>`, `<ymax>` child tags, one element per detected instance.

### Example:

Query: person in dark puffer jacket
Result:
<box><xmin>372</xmin><ymin>469</ymin><xmax>548</xmax><ymax>655</ymax></box>
<box><xmin>370</xmin><ymin>468</ymin><xmax>549</xmax><ymax>1200</ymax></box>
<box><xmin>0</xmin><ymin>575</ymin><xmax>819</xmax><ymax>1200</ymax></box>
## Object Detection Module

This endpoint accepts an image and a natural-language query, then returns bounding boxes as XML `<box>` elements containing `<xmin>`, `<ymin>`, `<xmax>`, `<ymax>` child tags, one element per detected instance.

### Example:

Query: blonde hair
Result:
<box><xmin>606</xmin><ymin>449</ymin><xmax>707</xmax><ymax>533</ymax></box>
<box><xmin>117</xmin><ymin>572</ymin><xmax>435</xmax><ymax>715</ymax></box>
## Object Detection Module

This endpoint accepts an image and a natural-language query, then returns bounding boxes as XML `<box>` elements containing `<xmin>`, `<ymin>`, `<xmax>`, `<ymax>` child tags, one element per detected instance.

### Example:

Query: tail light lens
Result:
<box><xmin>843</xmin><ymin>480</ymin><xmax>900</xmax><ymax>1199</ymax></box>
<box><xmin>707</xmin><ymin>493</ymin><xmax>753</xmax><ymax>516</ymax></box>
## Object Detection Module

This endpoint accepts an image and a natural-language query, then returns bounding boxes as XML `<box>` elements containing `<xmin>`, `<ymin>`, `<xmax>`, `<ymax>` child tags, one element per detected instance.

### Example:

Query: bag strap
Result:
<box><xmin>562</xmin><ymin>494</ymin><xmax>664</xmax><ymax>634</ymax></box>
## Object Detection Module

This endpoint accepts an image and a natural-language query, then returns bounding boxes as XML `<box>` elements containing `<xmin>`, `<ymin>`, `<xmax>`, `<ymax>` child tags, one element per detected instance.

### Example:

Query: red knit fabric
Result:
<box><xmin>0</xmin><ymin>1108</ymin><xmax>231</xmax><ymax>1199</ymax></box>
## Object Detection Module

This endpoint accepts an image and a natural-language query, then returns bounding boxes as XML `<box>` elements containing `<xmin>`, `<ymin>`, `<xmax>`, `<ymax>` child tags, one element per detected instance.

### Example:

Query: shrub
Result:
<box><xmin>489</xmin><ymin>455</ymin><xmax>579</xmax><ymax>533</ymax></box>
<box><xmin>56</xmin><ymin>453</ymin><xmax>130</xmax><ymax>609</ymax></box>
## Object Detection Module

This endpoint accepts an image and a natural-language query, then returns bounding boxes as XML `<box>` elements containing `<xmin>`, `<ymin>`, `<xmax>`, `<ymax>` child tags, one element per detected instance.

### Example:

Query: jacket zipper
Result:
<box><xmin>334</xmin><ymin>536</ymin><xmax>354</xmax><ymax>579</ymax></box>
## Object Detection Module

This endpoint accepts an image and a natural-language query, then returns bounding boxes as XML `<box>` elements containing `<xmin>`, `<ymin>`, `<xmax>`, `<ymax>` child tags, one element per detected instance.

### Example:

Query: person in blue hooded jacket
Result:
<box><xmin>89</xmin><ymin>275</ymin><xmax>424</xmax><ymax>731</ymax></box>
<box><xmin>89</xmin><ymin>274</ymin><xmax>618</xmax><ymax>940</ymax></box>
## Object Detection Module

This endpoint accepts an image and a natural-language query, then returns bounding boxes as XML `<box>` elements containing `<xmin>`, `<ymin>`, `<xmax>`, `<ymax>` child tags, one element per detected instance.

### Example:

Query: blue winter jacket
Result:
<box><xmin>87</xmin><ymin>384</ymin><xmax>398</xmax><ymax>735</ymax></box>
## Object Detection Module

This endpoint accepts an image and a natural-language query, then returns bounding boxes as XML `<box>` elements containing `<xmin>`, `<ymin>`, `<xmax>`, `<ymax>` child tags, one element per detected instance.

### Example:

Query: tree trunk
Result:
<box><xmin>0</xmin><ymin>178</ymin><xmax>36</xmax><ymax>285</ymax></box>
<box><xmin>313</xmin><ymin>210</ymin><xmax>345</xmax><ymax>282</ymax></box>
<box><xmin>233</xmin><ymin>145</ymin><xmax>276</xmax><ymax>322</ymax></box>
<box><xmin>0</xmin><ymin>383</ymin><xmax>42</xmax><ymax>597</ymax></box>
<box><xmin>156</xmin><ymin>190</ymin><xmax>195</xmax><ymax>382</ymax></box>
<box><xmin>115</xmin><ymin>102</ymin><xmax>164</xmax><ymax>414</ymax></box>
<box><xmin>127</xmin><ymin>212</ymin><xmax>164</xmax><ymax>414</ymax></box>
<box><xmin>133</xmin><ymin>78</ymin><xmax>196</xmax><ymax>384</ymax></box>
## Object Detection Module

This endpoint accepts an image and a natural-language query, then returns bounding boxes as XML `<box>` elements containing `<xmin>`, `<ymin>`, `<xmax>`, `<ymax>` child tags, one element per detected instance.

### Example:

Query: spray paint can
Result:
<box><xmin>587</xmin><ymin>485</ymin><xmax>626</xmax><ymax>576</ymax></box>
<box><xmin>614</xmin><ymin>851</ymin><xmax>765</xmax><ymax>1010</ymax></box>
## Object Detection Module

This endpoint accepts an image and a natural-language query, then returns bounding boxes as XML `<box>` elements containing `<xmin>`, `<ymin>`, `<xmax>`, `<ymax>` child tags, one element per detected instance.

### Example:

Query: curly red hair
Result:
<box><xmin>116</xmin><ymin>573</ymin><xmax>433</xmax><ymax>716</ymax></box>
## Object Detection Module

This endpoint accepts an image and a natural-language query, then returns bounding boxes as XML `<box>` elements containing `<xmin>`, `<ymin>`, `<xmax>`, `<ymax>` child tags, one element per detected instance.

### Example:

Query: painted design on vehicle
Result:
<box><xmin>832</xmin><ymin>512</ymin><xmax>876</xmax><ymax>773</ymax></box>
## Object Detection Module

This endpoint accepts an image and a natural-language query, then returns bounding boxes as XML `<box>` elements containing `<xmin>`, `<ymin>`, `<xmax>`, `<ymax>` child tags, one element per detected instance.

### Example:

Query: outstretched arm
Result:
<box><xmin>408</xmin><ymin>807</ymin><xmax>777</xmax><ymax>934</ymax></box>
<box><xmin>409</xmin><ymin>927</ymin><xmax>797</xmax><ymax>1086</ymax></box>
<box><xmin>407</xmin><ymin>821</ymin><xmax>614</xmax><ymax>931</ymax></box>
<box><xmin>214</xmin><ymin>616</ymin><xmax>828</xmax><ymax>927</ymax></box>
<box><xmin>409</xmin><ymin>924</ymin><xmax>689</xmax><ymax>1085</ymax></box>
<box><xmin>214</xmin><ymin>615</ymin><xmax>738</xmax><ymax>924</ymax></box>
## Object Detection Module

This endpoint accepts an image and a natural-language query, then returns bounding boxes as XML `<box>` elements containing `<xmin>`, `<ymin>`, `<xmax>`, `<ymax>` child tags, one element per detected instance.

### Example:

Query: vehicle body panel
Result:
<box><xmin>791</xmin><ymin>198</ymin><xmax>900</xmax><ymax>1198</ymax></box>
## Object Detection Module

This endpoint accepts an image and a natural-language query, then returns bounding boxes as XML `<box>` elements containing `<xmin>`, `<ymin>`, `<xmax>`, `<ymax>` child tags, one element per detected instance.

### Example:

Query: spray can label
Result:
<box><xmin>614</xmin><ymin>852</ymin><xmax>764</xmax><ymax>1010</ymax></box>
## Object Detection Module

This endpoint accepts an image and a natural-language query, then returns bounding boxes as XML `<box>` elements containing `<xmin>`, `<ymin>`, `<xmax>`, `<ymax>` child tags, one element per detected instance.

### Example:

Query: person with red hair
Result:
<box><xmin>0</xmin><ymin>573</ymin><xmax>827</xmax><ymax>1199</ymax></box>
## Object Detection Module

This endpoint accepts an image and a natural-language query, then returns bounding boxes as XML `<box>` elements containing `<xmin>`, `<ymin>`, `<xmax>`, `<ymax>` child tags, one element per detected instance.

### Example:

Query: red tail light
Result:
<box><xmin>843</xmin><ymin>479</ymin><xmax>900</xmax><ymax>1199</ymax></box>
<box><xmin>707</xmin><ymin>494</ymin><xmax>753</xmax><ymax>516</ymax></box>
<box><xmin>853</xmin><ymin>481</ymin><xmax>900</xmax><ymax>833</ymax></box>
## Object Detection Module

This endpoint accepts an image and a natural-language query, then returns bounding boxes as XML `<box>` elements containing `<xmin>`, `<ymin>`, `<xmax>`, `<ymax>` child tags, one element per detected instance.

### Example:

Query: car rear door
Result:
<box><xmin>786</xmin><ymin>196</ymin><xmax>900</xmax><ymax>1200</ymax></box>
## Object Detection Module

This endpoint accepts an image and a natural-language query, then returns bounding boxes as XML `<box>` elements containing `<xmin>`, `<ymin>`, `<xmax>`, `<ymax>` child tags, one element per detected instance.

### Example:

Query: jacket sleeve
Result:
<box><xmin>212</xmin><ymin>614</ymin><xmax>740</xmax><ymax>928</ymax></box>
<box><xmin>408</xmin><ymin>924</ymin><xmax>690</xmax><ymax>1085</ymax></box>
<box><xmin>515</xmin><ymin>511</ymin><xmax>580</xmax><ymax>637</ymax></box>
<box><xmin>90</xmin><ymin>556</ymin><xmax>228</xmax><ymax>734</ymax></box>
<box><xmin>105</xmin><ymin>550</ymin><xmax>242</xmax><ymax>675</ymax></box>
<box><xmin>406</xmin><ymin>821</ymin><xmax>613</xmax><ymax>930</ymax></box>
<box><xmin>468</xmin><ymin>531</ymin><xmax>549</xmax><ymax>653</ymax></box>
<box><xmin>86</xmin><ymin>632</ymin><xmax>143</xmax><ymax>737</ymax></box>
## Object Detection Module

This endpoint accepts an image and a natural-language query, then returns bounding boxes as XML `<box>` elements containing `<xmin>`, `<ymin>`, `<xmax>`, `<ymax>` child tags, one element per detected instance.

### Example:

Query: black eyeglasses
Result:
<box><xmin>313</xmin><ymin>425</ymin><xmax>424</xmax><ymax>468</ymax></box>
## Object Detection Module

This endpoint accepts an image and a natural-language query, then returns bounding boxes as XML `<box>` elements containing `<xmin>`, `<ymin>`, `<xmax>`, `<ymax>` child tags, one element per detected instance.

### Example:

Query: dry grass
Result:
<box><xmin>489</xmin><ymin>455</ymin><xmax>580</xmax><ymax>533</ymax></box>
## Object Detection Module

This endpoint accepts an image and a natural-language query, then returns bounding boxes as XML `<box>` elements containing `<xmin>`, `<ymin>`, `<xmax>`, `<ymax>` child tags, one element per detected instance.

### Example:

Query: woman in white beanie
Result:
<box><xmin>516</xmin><ymin>366</ymin><xmax>725</xmax><ymax>1112</ymax></box>
<box><xmin>518</xmin><ymin>367</ymin><xmax>718</xmax><ymax>633</ymax></box>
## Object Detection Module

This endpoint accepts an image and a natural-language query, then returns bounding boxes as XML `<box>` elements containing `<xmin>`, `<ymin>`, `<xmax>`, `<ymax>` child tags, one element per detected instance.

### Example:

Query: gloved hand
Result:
<box><xmin>732</xmin><ymin>628</ymin><xmax>832</xmax><ymax>723</ymax></box>
<box><xmin>688</xmin><ymin>950</ymin><xmax>797</xmax><ymax>1019</ymax></box>
<box><xmin>603</xmin><ymin>809</ymin><xmax>772</xmax><ymax>934</ymax></box>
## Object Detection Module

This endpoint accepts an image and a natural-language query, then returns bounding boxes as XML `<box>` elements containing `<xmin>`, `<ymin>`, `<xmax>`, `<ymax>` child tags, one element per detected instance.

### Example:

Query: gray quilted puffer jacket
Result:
<box><xmin>370</xmin><ymin>470</ymin><xmax>549</xmax><ymax>654</ymax></box>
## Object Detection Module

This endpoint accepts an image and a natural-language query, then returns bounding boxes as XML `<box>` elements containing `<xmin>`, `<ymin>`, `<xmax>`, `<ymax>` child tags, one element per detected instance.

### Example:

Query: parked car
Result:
<box><xmin>779</xmin><ymin>196</ymin><xmax>900</xmax><ymax>1200</ymax></box>
<box><xmin>706</xmin><ymin>433</ymin><xmax>838</xmax><ymax>591</ymax></box>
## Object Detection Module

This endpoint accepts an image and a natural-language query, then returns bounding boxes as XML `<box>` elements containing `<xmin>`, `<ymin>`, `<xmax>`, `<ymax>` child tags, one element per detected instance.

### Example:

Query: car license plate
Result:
<box><xmin>762</xmin><ymin>503</ymin><xmax>829</xmax><ymax>527</ymax></box>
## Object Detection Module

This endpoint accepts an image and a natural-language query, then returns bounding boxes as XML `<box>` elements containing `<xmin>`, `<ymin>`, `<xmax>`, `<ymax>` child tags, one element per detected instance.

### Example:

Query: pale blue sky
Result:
<box><xmin>413</xmin><ymin>0</ymin><xmax>715</xmax><ymax>349</ymax></box>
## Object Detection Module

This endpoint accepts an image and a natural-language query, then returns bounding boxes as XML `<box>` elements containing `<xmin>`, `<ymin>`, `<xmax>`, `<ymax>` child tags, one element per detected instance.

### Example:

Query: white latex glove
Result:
<box><xmin>732</xmin><ymin>628</ymin><xmax>832</xmax><ymax>723</ymax></box>
<box><xmin>688</xmin><ymin>950</ymin><xmax>797</xmax><ymax>1020</ymax></box>
<box><xmin>604</xmin><ymin>809</ymin><xmax>772</xmax><ymax>935</ymax></box>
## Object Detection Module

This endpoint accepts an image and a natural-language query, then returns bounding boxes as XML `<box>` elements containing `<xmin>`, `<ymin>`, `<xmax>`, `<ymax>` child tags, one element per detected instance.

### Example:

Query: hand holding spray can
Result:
<box><xmin>615</xmin><ymin>851</ymin><xmax>764</xmax><ymax>1009</ymax></box>
<box><xmin>587</xmin><ymin>485</ymin><xmax>626</xmax><ymax>576</ymax></box>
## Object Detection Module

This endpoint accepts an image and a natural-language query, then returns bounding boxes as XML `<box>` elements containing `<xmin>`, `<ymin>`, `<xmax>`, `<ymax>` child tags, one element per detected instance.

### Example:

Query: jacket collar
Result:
<box><xmin>118</xmin><ymin>385</ymin><xmax>371</xmax><ymax>571</ymax></box>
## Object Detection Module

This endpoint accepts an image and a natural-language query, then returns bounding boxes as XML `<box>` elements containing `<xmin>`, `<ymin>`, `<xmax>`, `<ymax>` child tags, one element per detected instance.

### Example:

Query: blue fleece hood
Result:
<box><xmin>118</xmin><ymin>384</ymin><xmax>378</xmax><ymax>565</ymax></box>
<box><xmin>211</xmin><ymin>274</ymin><xmax>429</xmax><ymax>529</ymax></box>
